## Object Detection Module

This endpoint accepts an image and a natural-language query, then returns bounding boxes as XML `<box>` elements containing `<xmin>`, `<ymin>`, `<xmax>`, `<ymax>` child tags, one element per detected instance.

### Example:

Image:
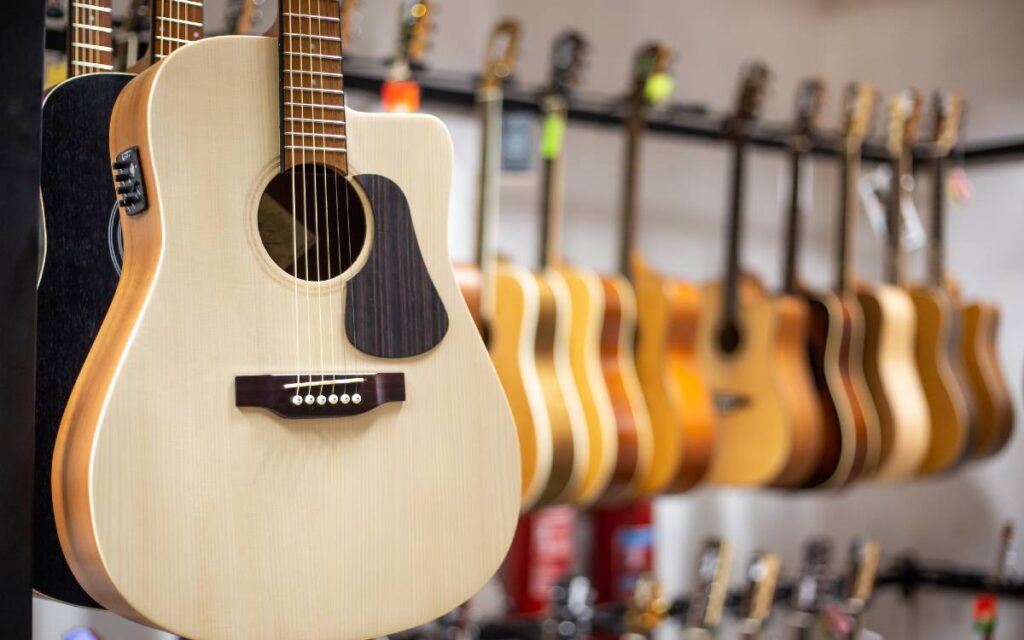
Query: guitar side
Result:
<box><xmin>962</xmin><ymin>302</ymin><xmax>1014</xmax><ymax>458</ymax></box>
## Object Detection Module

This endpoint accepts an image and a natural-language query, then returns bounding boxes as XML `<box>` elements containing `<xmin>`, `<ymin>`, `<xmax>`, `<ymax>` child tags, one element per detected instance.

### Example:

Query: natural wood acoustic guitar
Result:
<box><xmin>52</xmin><ymin>3</ymin><xmax>520</xmax><ymax>637</ymax></box>
<box><xmin>35</xmin><ymin>0</ymin><xmax>205</xmax><ymax>608</ymax></box>
<box><xmin>626</xmin><ymin>44</ymin><xmax>716</xmax><ymax>496</ymax></box>
<box><xmin>856</xmin><ymin>89</ymin><xmax>931</xmax><ymax>481</ymax></box>
<box><xmin>456</xmin><ymin>22</ymin><xmax>555</xmax><ymax>511</ymax></box>
<box><xmin>909</xmin><ymin>91</ymin><xmax>974</xmax><ymax>474</ymax></box>
<box><xmin>700</xmin><ymin>63</ymin><xmax>822</xmax><ymax>487</ymax></box>
<box><xmin>783</xmin><ymin>80</ymin><xmax>877</xmax><ymax>488</ymax></box>
<box><xmin>535</xmin><ymin>32</ymin><xmax>620</xmax><ymax>506</ymax></box>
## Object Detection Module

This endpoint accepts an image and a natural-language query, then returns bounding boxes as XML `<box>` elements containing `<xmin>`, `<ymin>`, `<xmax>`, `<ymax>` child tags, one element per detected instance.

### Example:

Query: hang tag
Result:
<box><xmin>540</xmin><ymin>112</ymin><xmax>567</xmax><ymax>160</ymax></box>
<box><xmin>948</xmin><ymin>166</ymin><xmax>973</xmax><ymax>205</ymax></box>
<box><xmin>856</xmin><ymin>631</ymin><xmax>883</xmax><ymax>640</ymax></box>
<box><xmin>645</xmin><ymin>72</ymin><xmax>675</xmax><ymax>105</ymax></box>
<box><xmin>858</xmin><ymin>165</ymin><xmax>925</xmax><ymax>252</ymax></box>
<box><xmin>502</xmin><ymin>110</ymin><xmax>534</xmax><ymax>173</ymax></box>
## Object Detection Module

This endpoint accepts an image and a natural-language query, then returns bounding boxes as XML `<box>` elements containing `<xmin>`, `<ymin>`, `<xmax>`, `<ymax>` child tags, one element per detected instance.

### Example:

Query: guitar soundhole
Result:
<box><xmin>717</xmin><ymin>320</ymin><xmax>743</xmax><ymax>355</ymax></box>
<box><xmin>257</xmin><ymin>164</ymin><xmax>366</xmax><ymax>282</ymax></box>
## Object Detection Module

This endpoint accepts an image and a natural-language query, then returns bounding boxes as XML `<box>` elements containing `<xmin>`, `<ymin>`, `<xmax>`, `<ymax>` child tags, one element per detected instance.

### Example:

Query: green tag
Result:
<box><xmin>540</xmin><ymin>112</ymin><xmax>566</xmax><ymax>160</ymax></box>
<box><xmin>645</xmin><ymin>72</ymin><xmax>675</xmax><ymax>105</ymax></box>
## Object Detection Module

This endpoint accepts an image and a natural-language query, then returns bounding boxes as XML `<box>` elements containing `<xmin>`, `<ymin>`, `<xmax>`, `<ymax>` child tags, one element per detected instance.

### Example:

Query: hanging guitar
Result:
<box><xmin>681</xmin><ymin>538</ymin><xmax>733</xmax><ymax>640</ymax></box>
<box><xmin>52</xmin><ymin>2</ymin><xmax>520</xmax><ymax>637</ymax></box>
<box><xmin>35</xmin><ymin>0</ymin><xmax>205</xmax><ymax>607</ymax></box>
<box><xmin>700</xmin><ymin>62</ymin><xmax>823</xmax><ymax>487</ymax></box>
<box><xmin>737</xmin><ymin>551</ymin><xmax>781</xmax><ymax>640</ymax></box>
<box><xmin>382</xmin><ymin>0</ymin><xmax>433</xmax><ymax>113</ymax></box>
<box><xmin>627</xmin><ymin>44</ymin><xmax>717</xmax><ymax>496</ymax></box>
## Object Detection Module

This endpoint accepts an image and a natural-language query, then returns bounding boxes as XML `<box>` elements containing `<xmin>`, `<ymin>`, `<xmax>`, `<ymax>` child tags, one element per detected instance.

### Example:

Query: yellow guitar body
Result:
<box><xmin>492</xmin><ymin>263</ymin><xmax>552</xmax><ymax>510</ymax></box>
<box><xmin>53</xmin><ymin>36</ymin><xmax>520</xmax><ymax>639</ymax></box>
<box><xmin>910</xmin><ymin>287</ymin><xmax>970</xmax><ymax>473</ymax></box>
<box><xmin>550</xmin><ymin>266</ymin><xmax>618</xmax><ymax>505</ymax></box>
<box><xmin>700</xmin><ymin>277</ymin><xmax>806</xmax><ymax>486</ymax></box>
<box><xmin>857</xmin><ymin>285</ymin><xmax>930</xmax><ymax>480</ymax></box>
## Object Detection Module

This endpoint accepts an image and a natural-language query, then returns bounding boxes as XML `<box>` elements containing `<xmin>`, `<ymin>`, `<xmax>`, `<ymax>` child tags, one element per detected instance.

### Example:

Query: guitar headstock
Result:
<box><xmin>794</xmin><ymin>78</ymin><xmax>826</xmax><ymax>135</ymax></box>
<box><xmin>544</xmin><ymin>576</ymin><xmax>595</xmax><ymax>640</ymax></box>
<box><xmin>793</xmin><ymin>537</ymin><xmax>833</xmax><ymax>615</ymax></box>
<box><xmin>932</xmin><ymin>90</ymin><xmax>966</xmax><ymax>156</ymax></box>
<box><xmin>841</xmin><ymin>82</ymin><xmax>878</xmax><ymax>146</ymax></box>
<box><xmin>844</xmin><ymin>538</ymin><xmax>882</xmax><ymax>606</ymax></box>
<box><xmin>623</xmin><ymin>573</ymin><xmax>669</xmax><ymax>635</ymax></box>
<box><xmin>548</xmin><ymin>31</ymin><xmax>589</xmax><ymax>99</ymax></box>
<box><xmin>627</xmin><ymin>42</ymin><xmax>673</xmax><ymax>107</ymax></box>
<box><xmin>686</xmin><ymin>538</ymin><xmax>733</xmax><ymax>630</ymax></box>
<box><xmin>480</xmin><ymin>19</ymin><xmax>521</xmax><ymax>89</ymax></box>
<box><xmin>740</xmin><ymin>552</ymin><xmax>781</xmax><ymax>624</ymax></box>
<box><xmin>733</xmin><ymin>61</ymin><xmax>771</xmax><ymax>121</ymax></box>
<box><xmin>886</xmin><ymin>88</ymin><xmax>924</xmax><ymax>158</ymax></box>
<box><xmin>397</xmin><ymin>0</ymin><xmax>433</xmax><ymax>68</ymax></box>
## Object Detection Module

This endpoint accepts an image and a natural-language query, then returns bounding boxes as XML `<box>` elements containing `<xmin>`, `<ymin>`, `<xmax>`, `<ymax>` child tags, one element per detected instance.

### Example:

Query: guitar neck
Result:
<box><xmin>279</xmin><ymin>0</ymin><xmax>347</xmax><ymax>174</ymax></box>
<box><xmin>473</xmin><ymin>83</ymin><xmax>503</xmax><ymax>325</ymax></box>
<box><xmin>835</xmin><ymin>140</ymin><xmax>861</xmax><ymax>294</ymax></box>
<box><xmin>782</xmin><ymin>143</ymin><xmax>805</xmax><ymax>294</ymax></box>
<box><xmin>539</xmin><ymin>95</ymin><xmax>568</xmax><ymax>269</ymax></box>
<box><xmin>68</xmin><ymin>0</ymin><xmax>114</xmax><ymax>76</ymax></box>
<box><xmin>884</xmin><ymin>149</ymin><xmax>908</xmax><ymax>285</ymax></box>
<box><xmin>928</xmin><ymin>153</ymin><xmax>947</xmax><ymax>288</ymax></box>
<box><xmin>151</xmin><ymin>0</ymin><xmax>205</xmax><ymax>63</ymax></box>
<box><xmin>722</xmin><ymin>123</ymin><xmax>749</xmax><ymax>323</ymax></box>
<box><xmin>618</xmin><ymin>99</ymin><xmax>646</xmax><ymax>279</ymax></box>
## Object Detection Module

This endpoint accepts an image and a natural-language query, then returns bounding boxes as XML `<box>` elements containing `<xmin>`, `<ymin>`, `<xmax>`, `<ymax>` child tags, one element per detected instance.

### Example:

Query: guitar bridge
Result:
<box><xmin>235</xmin><ymin>373</ymin><xmax>405</xmax><ymax>419</ymax></box>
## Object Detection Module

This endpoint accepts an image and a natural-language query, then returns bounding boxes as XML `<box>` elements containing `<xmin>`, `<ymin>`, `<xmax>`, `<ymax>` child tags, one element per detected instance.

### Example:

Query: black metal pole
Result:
<box><xmin>0</xmin><ymin>1</ymin><xmax>44</xmax><ymax>637</ymax></box>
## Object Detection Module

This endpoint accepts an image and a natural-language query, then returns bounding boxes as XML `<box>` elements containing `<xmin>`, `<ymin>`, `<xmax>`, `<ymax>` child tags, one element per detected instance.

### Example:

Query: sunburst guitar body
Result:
<box><xmin>634</xmin><ymin>260</ymin><xmax>714</xmax><ymax>494</ymax></box>
<box><xmin>53</xmin><ymin>35</ymin><xmax>519</xmax><ymax>639</ymax></box>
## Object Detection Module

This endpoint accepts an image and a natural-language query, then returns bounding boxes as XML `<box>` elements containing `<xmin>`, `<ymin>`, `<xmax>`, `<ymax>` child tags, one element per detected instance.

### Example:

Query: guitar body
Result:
<box><xmin>53</xmin><ymin>37</ymin><xmax>520</xmax><ymax>639</ymax></box>
<box><xmin>910</xmin><ymin>287</ymin><xmax>971</xmax><ymax>473</ymax></box>
<box><xmin>836</xmin><ymin>293</ymin><xmax>883</xmax><ymax>479</ymax></box>
<box><xmin>857</xmin><ymin>285</ymin><xmax>930</xmax><ymax>480</ymax></box>
<box><xmin>35</xmin><ymin>71</ymin><xmax>133</xmax><ymax>608</ymax></box>
<box><xmin>596</xmin><ymin>275</ymin><xmax>652</xmax><ymax>502</ymax></box>
<box><xmin>768</xmin><ymin>293</ymin><xmax>824</xmax><ymax>488</ymax></box>
<box><xmin>532</xmin><ymin>271</ymin><xmax>589</xmax><ymax>504</ymax></box>
<box><xmin>962</xmin><ymin>302</ymin><xmax>1014</xmax><ymax>458</ymax></box>
<box><xmin>550</xmin><ymin>266</ymin><xmax>618</xmax><ymax>505</ymax></box>
<box><xmin>492</xmin><ymin>263</ymin><xmax>552</xmax><ymax>509</ymax></box>
<box><xmin>700</xmin><ymin>276</ymin><xmax>809</xmax><ymax>486</ymax></box>
<box><xmin>634</xmin><ymin>262</ymin><xmax>714</xmax><ymax>494</ymax></box>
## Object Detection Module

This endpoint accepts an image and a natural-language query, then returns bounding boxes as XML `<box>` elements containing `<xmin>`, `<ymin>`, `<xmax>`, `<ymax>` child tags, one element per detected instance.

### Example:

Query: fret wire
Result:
<box><xmin>285</xmin><ymin>145</ymin><xmax>346</xmax><ymax>153</ymax></box>
<box><xmin>73</xmin><ymin>42</ymin><xmax>114</xmax><ymax>52</ymax></box>
<box><xmin>286</xmin><ymin>131</ymin><xmax>347</xmax><ymax>140</ymax></box>
<box><xmin>285</xmin><ymin>116</ymin><xmax>346</xmax><ymax>125</ymax></box>
<box><xmin>282</xmin><ymin>12</ymin><xmax>341</xmax><ymax>22</ymax></box>
<box><xmin>77</xmin><ymin>3</ymin><xmax>111</xmax><ymax>12</ymax></box>
<box><xmin>72</xmin><ymin>23</ymin><xmax>113</xmax><ymax>33</ymax></box>
<box><xmin>156</xmin><ymin>15</ymin><xmax>203</xmax><ymax>28</ymax></box>
<box><xmin>283</xmin><ymin>69</ymin><xmax>344</xmax><ymax>78</ymax></box>
<box><xmin>285</xmin><ymin>102</ymin><xmax>345</xmax><ymax>111</ymax></box>
<box><xmin>286</xmin><ymin>87</ymin><xmax>345</xmax><ymax>95</ymax></box>
<box><xmin>283</xmin><ymin>52</ymin><xmax>343</xmax><ymax>61</ymax></box>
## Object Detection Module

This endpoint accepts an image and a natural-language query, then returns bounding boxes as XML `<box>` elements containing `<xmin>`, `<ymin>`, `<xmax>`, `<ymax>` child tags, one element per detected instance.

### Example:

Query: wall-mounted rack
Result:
<box><xmin>344</xmin><ymin>56</ymin><xmax>1024</xmax><ymax>167</ymax></box>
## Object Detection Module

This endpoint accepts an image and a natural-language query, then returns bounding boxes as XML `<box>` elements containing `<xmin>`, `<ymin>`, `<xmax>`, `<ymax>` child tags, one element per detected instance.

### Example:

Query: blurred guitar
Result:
<box><xmin>738</xmin><ymin>551</ymin><xmax>781</xmax><ymax>640</ymax></box>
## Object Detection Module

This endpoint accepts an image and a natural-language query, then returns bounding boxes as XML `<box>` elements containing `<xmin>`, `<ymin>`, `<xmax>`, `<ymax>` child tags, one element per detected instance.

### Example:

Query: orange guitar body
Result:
<box><xmin>633</xmin><ymin>260</ymin><xmax>714</xmax><ymax>494</ymax></box>
<box><xmin>596</xmin><ymin>275</ymin><xmax>652</xmax><ymax>502</ymax></box>
<box><xmin>962</xmin><ymin>301</ymin><xmax>1014</xmax><ymax>458</ymax></box>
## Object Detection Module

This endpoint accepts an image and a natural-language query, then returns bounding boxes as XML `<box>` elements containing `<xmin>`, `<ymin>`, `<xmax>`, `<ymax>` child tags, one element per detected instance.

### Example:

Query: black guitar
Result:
<box><xmin>35</xmin><ymin>0</ymin><xmax>203</xmax><ymax>606</ymax></box>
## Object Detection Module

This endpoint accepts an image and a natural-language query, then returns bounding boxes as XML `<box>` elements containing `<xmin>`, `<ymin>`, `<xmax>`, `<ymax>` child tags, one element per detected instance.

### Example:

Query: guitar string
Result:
<box><xmin>287</xmin><ymin>4</ymin><xmax>303</xmax><ymax>400</ymax></box>
<box><xmin>340</xmin><ymin>0</ymin><xmax>357</xmax><ymax>393</ymax></box>
<box><xmin>309</xmin><ymin>0</ymin><xmax>327</xmax><ymax>403</ymax></box>
<box><xmin>298</xmin><ymin>0</ymin><xmax>316</xmax><ymax>401</ymax></box>
<box><xmin>314</xmin><ymin>0</ymin><xmax>338</xmax><ymax>402</ymax></box>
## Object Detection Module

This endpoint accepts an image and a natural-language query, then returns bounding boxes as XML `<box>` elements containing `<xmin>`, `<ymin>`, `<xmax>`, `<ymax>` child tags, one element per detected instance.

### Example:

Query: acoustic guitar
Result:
<box><xmin>681</xmin><ymin>538</ymin><xmax>733</xmax><ymax>640</ymax></box>
<box><xmin>843</xmin><ymin>537</ymin><xmax>882</xmax><ymax>638</ymax></box>
<box><xmin>910</xmin><ymin>91</ymin><xmax>974</xmax><ymax>474</ymax></box>
<box><xmin>737</xmin><ymin>551</ymin><xmax>781</xmax><ymax>640</ymax></box>
<box><xmin>535</xmin><ymin>32</ymin><xmax>619</xmax><ymax>506</ymax></box>
<box><xmin>457</xmin><ymin>21</ymin><xmax>554</xmax><ymax>510</ymax></box>
<box><xmin>35</xmin><ymin>0</ymin><xmax>205</xmax><ymax>608</ymax></box>
<box><xmin>626</xmin><ymin>44</ymin><xmax>716</xmax><ymax>496</ymax></box>
<box><xmin>857</xmin><ymin>89</ymin><xmax>931</xmax><ymax>481</ymax></box>
<box><xmin>700</xmin><ymin>63</ymin><xmax>823</xmax><ymax>487</ymax></box>
<box><xmin>783</xmin><ymin>80</ymin><xmax>876</xmax><ymax>488</ymax></box>
<box><xmin>382</xmin><ymin>0</ymin><xmax>432</xmax><ymax>112</ymax></box>
<box><xmin>53</xmin><ymin>3</ymin><xmax>521</xmax><ymax>637</ymax></box>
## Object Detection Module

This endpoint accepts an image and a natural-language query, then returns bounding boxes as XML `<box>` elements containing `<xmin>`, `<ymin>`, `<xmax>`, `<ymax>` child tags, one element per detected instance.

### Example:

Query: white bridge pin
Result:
<box><xmin>341</xmin><ymin>394</ymin><xmax>351</xmax><ymax>404</ymax></box>
<box><xmin>304</xmin><ymin>394</ymin><xmax>315</xmax><ymax>406</ymax></box>
<box><xmin>291</xmin><ymin>395</ymin><xmax>303</xmax><ymax>406</ymax></box>
<box><xmin>316</xmin><ymin>395</ymin><xmax>327</xmax><ymax>406</ymax></box>
<box><xmin>352</xmin><ymin>393</ymin><xmax>362</xmax><ymax>404</ymax></box>
<box><xmin>328</xmin><ymin>394</ymin><xmax>339</xmax><ymax>405</ymax></box>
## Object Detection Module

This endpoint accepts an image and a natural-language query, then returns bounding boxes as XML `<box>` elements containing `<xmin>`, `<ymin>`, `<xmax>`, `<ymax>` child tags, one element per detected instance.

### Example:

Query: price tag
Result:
<box><xmin>501</xmin><ymin>110</ymin><xmax>534</xmax><ymax>173</ymax></box>
<box><xmin>644</xmin><ymin>72</ymin><xmax>674</xmax><ymax>105</ymax></box>
<box><xmin>381</xmin><ymin>80</ymin><xmax>421</xmax><ymax>113</ymax></box>
<box><xmin>540</xmin><ymin>112</ymin><xmax>566</xmax><ymax>160</ymax></box>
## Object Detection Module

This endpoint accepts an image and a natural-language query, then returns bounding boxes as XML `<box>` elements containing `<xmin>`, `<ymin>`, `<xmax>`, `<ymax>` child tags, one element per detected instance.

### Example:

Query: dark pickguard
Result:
<box><xmin>35</xmin><ymin>73</ymin><xmax>132</xmax><ymax>608</ymax></box>
<box><xmin>346</xmin><ymin>174</ymin><xmax>448</xmax><ymax>358</ymax></box>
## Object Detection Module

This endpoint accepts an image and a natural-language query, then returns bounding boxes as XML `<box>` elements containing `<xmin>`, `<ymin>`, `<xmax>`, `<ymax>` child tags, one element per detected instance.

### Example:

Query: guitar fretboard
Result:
<box><xmin>280</xmin><ymin>0</ymin><xmax>348</xmax><ymax>174</ymax></box>
<box><xmin>152</xmin><ymin>0</ymin><xmax>204</xmax><ymax>62</ymax></box>
<box><xmin>69</xmin><ymin>0</ymin><xmax>114</xmax><ymax>76</ymax></box>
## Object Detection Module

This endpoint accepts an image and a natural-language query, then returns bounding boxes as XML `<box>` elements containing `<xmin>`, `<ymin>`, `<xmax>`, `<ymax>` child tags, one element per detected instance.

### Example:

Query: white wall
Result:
<box><xmin>37</xmin><ymin>1</ymin><xmax>1024</xmax><ymax>638</ymax></box>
